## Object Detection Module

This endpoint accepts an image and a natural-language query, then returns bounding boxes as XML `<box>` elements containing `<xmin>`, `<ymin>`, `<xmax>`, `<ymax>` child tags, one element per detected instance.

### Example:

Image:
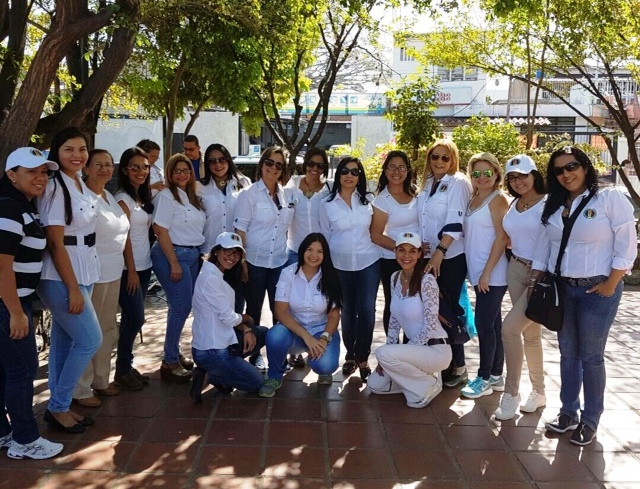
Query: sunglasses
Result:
<box><xmin>387</xmin><ymin>164</ymin><xmax>408</xmax><ymax>172</ymax></box>
<box><xmin>471</xmin><ymin>170</ymin><xmax>495</xmax><ymax>179</ymax></box>
<box><xmin>506</xmin><ymin>173</ymin><xmax>529</xmax><ymax>183</ymax></box>
<box><xmin>207</xmin><ymin>157</ymin><xmax>228</xmax><ymax>165</ymax></box>
<box><xmin>172</xmin><ymin>168</ymin><xmax>192</xmax><ymax>175</ymax></box>
<box><xmin>307</xmin><ymin>161</ymin><xmax>326</xmax><ymax>170</ymax></box>
<box><xmin>553</xmin><ymin>160</ymin><xmax>582</xmax><ymax>176</ymax></box>
<box><xmin>264</xmin><ymin>159</ymin><xmax>284</xmax><ymax>171</ymax></box>
<box><xmin>430</xmin><ymin>153</ymin><xmax>451</xmax><ymax>163</ymax></box>
<box><xmin>340</xmin><ymin>167</ymin><xmax>361</xmax><ymax>177</ymax></box>
<box><xmin>128</xmin><ymin>164</ymin><xmax>150</xmax><ymax>172</ymax></box>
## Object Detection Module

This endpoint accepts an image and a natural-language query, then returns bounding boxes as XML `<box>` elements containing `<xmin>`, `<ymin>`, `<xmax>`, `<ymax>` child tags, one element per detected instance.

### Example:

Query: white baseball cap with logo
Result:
<box><xmin>6</xmin><ymin>147</ymin><xmax>59</xmax><ymax>172</ymax></box>
<box><xmin>505</xmin><ymin>154</ymin><xmax>537</xmax><ymax>175</ymax></box>
<box><xmin>215</xmin><ymin>232</ymin><xmax>245</xmax><ymax>253</ymax></box>
<box><xmin>395</xmin><ymin>232</ymin><xmax>422</xmax><ymax>249</ymax></box>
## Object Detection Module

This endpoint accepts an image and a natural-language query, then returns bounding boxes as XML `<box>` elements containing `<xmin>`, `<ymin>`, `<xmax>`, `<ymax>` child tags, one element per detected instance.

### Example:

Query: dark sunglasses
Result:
<box><xmin>553</xmin><ymin>160</ymin><xmax>582</xmax><ymax>176</ymax></box>
<box><xmin>430</xmin><ymin>153</ymin><xmax>451</xmax><ymax>163</ymax></box>
<box><xmin>128</xmin><ymin>164</ymin><xmax>150</xmax><ymax>172</ymax></box>
<box><xmin>207</xmin><ymin>157</ymin><xmax>228</xmax><ymax>165</ymax></box>
<box><xmin>471</xmin><ymin>169</ymin><xmax>494</xmax><ymax>179</ymax></box>
<box><xmin>340</xmin><ymin>167</ymin><xmax>361</xmax><ymax>177</ymax></box>
<box><xmin>264</xmin><ymin>159</ymin><xmax>284</xmax><ymax>171</ymax></box>
<box><xmin>307</xmin><ymin>161</ymin><xmax>326</xmax><ymax>170</ymax></box>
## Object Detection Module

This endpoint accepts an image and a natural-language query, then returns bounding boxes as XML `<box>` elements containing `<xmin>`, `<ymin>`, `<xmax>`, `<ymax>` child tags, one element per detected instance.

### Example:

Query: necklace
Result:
<box><xmin>302</xmin><ymin>179</ymin><xmax>323</xmax><ymax>198</ymax></box>
<box><xmin>400</xmin><ymin>273</ymin><xmax>411</xmax><ymax>284</ymax></box>
<box><xmin>216</xmin><ymin>179</ymin><xmax>226</xmax><ymax>188</ymax></box>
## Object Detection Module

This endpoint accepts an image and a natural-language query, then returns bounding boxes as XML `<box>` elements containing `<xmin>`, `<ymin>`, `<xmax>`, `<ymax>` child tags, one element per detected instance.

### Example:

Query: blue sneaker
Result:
<box><xmin>489</xmin><ymin>375</ymin><xmax>505</xmax><ymax>392</ymax></box>
<box><xmin>461</xmin><ymin>377</ymin><xmax>493</xmax><ymax>399</ymax></box>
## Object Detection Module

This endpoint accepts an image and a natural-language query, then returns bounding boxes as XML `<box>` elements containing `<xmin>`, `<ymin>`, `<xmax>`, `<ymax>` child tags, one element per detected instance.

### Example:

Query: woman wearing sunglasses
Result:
<box><xmin>532</xmin><ymin>147</ymin><xmax>636</xmax><ymax>445</ymax></box>
<box><xmin>417</xmin><ymin>139</ymin><xmax>472</xmax><ymax>387</ymax></box>
<box><xmin>320</xmin><ymin>157</ymin><xmax>380</xmax><ymax>381</ymax></box>
<box><xmin>233</xmin><ymin>147</ymin><xmax>294</xmax><ymax>370</ymax></box>
<box><xmin>197</xmin><ymin>144</ymin><xmax>251</xmax><ymax>255</ymax></box>
<box><xmin>494</xmin><ymin>154</ymin><xmax>547</xmax><ymax>420</ymax></box>
<box><xmin>461</xmin><ymin>152</ymin><xmax>509</xmax><ymax>399</ymax></box>
<box><xmin>151</xmin><ymin>154</ymin><xmax>206</xmax><ymax>383</ymax></box>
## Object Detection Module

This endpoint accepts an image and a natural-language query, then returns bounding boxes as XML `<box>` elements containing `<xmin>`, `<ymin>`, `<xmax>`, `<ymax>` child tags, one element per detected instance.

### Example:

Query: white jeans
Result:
<box><xmin>368</xmin><ymin>343</ymin><xmax>452</xmax><ymax>404</ymax></box>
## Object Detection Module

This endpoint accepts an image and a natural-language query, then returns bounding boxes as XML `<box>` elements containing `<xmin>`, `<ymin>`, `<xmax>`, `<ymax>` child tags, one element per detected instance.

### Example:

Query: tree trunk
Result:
<box><xmin>0</xmin><ymin>0</ymin><xmax>29</xmax><ymax>127</ymax></box>
<box><xmin>164</xmin><ymin>55</ymin><xmax>188</xmax><ymax>163</ymax></box>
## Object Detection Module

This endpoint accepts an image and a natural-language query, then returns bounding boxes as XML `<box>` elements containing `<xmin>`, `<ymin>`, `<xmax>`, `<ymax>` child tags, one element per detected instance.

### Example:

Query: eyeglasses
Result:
<box><xmin>506</xmin><ymin>173</ymin><xmax>529</xmax><ymax>183</ymax></box>
<box><xmin>207</xmin><ymin>157</ymin><xmax>228</xmax><ymax>165</ymax></box>
<box><xmin>340</xmin><ymin>167</ymin><xmax>361</xmax><ymax>177</ymax></box>
<box><xmin>172</xmin><ymin>168</ymin><xmax>192</xmax><ymax>175</ymax></box>
<box><xmin>221</xmin><ymin>248</ymin><xmax>242</xmax><ymax>257</ymax></box>
<box><xmin>471</xmin><ymin>170</ymin><xmax>495</xmax><ymax>179</ymax></box>
<box><xmin>93</xmin><ymin>163</ymin><xmax>114</xmax><ymax>170</ymax></box>
<box><xmin>387</xmin><ymin>164</ymin><xmax>408</xmax><ymax>172</ymax></box>
<box><xmin>553</xmin><ymin>160</ymin><xmax>582</xmax><ymax>176</ymax></box>
<box><xmin>128</xmin><ymin>164</ymin><xmax>150</xmax><ymax>172</ymax></box>
<box><xmin>264</xmin><ymin>159</ymin><xmax>284</xmax><ymax>171</ymax></box>
<box><xmin>307</xmin><ymin>161</ymin><xmax>326</xmax><ymax>170</ymax></box>
<box><xmin>430</xmin><ymin>153</ymin><xmax>451</xmax><ymax>163</ymax></box>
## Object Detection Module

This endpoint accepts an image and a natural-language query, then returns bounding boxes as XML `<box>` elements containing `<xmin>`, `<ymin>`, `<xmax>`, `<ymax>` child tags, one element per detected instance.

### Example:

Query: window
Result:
<box><xmin>399</xmin><ymin>47</ymin><xmax>415</xmax><ymax>62</ymax></box>
<box><xmin>436</xmin><ymin>66</ymin><xmax>479</xmax><ymax>82</ymax></box>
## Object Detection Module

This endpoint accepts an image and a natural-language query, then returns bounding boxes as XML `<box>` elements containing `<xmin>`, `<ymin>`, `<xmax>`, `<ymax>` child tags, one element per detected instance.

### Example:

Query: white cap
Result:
<box><xmin>505</xmin><ymin>154</ymin><xmax>537</xmax><ymax>174</ymax></box>
<box><xmin>214</xmin><ymin>232</ymin><xmax>245</xmax><ymax>252</ymax></box>
<box><xmin>6</xmin><ymin>147</ymin><xmax>59</xmax><ymax>172</ymax></box>
<box><xmin>395</xmin><ymin>232</ymin><xmax>422</xmax><ymax>249</ymax></box>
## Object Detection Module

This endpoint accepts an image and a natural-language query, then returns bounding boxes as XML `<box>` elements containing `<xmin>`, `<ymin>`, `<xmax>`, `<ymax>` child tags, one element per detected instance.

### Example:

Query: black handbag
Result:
<box><xmin>438</xmin><ymin>290</ymin><xmax>470</xmax><ymax>344</ymax></box>
<box><xmin>525</xmin><ymin>192</ymin><xmax>594</xmax><ymax>331</ymax></box>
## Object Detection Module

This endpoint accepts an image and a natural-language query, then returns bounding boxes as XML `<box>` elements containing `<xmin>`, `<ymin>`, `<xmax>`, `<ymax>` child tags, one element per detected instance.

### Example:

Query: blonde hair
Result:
<box><xmin>419</xmin><ymin>139</ymin><xmax>460</xmax><ymax>191</ymax></box>
<box><xmin>165</xmin><ymin>153</ymin><xmax>203</xmax><ymax>210</ymax></box>
<box><xmin>467</xmin><ymin>152</ymin><xmax>503</xmax><ymax>192</ymax></box>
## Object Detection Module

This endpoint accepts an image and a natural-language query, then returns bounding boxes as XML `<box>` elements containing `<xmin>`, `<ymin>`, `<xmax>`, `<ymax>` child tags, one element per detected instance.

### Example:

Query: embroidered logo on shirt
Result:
<box><xmin>439</xmin><ymin>184</ymin><xmax>448</xmax><ymax>192</ymax></box>
<box><xmin>584</xmin><ymin>208</ymin><xmax>597</xmax><ymax>219</ymax></box>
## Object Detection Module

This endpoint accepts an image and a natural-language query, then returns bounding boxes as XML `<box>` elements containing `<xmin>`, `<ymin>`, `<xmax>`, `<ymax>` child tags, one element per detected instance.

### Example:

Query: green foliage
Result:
<box><xmin>452</xmin><ymin>116</ymin><xmax>522</xmax><ymax>169</ymax></box>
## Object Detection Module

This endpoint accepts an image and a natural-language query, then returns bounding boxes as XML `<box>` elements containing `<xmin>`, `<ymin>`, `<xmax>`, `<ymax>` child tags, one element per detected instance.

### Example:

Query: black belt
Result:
<box><xmin>562</xmin><ymin>275</ymin><xmax>608</xmax><ymax>287</ymax></box>
<box><xmin>63</xmin><ymin>232</ymin><xmax>96</xmax><ymax>247</ymax></box>
<box><xmin>427</xmin><ymin>337</ymin><xmax>450</xmax><ymax>346</ymax></box>
<box><xmin>172</xmin><ymin>244</ymin><xmax>198</xmax><ymax>249</ymax></box>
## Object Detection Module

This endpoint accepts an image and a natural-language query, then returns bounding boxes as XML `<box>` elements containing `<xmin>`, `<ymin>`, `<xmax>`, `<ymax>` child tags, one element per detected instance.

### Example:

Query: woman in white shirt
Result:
<box><xmin>368</xmin><ymin>232</ymin><xmax>452</xmax><ymax>408</ymax></box>
<box><xmin>37</xmin><ymin>127</ymin><xmax>102</xmax><ymax>433</ymax></box>
<box><xmin>259</xmin><ymin>233</ymin><xmax>343</xmax><ymax>397</ymax></box>
<box><xmin>197</xmin><ymin>143</ymin><xmax>251</xmax><ymax>255</ymax></box>
<box><xmin>73</xmin><ymin>150</ymin><xmax>129</xmax><ymax>408</ymax></box>
<box><xmin>114</xmin><ymin>147</ymin><xmax>154</xmax><ymax>391</ymax></box>
<box><xmin>151</xmin><ymin>154</ymin><xmax>206</xmax><ymax>383</ymax></box>
<box><xmin>494</xmin><ymin>155</ymin><xmax>547</xmax><ymax>421</ymax></box>
<box><xmin>319</xmin><ymin>156</ymin><xmax>380</xmax><ymax>381</ymax></box>
<box><xmin>189</xmin><ymin>232</ymin><xmax>267</xmax><ymax>402</ymax></box>
<box><xmin>370</xmin><ymin>150</ymin><xmax>418</xmax><ymax>335</ymax></box>
<box><xmin>533</xmin><ymin>147</ymin><xmax>636</xmax><ymax>446</ymax></box>
<box><xmin>461</xmin><ymin>152</ymin><xmax>509</xmax><ymax>400</ymax></box>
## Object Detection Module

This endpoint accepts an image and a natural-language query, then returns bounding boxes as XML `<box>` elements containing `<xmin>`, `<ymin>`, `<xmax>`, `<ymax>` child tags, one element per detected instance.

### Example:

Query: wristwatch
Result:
<box><xmin>319</xmin><ymin>332</ymin><xmax>332</xmax><ymax>343</ymax></box>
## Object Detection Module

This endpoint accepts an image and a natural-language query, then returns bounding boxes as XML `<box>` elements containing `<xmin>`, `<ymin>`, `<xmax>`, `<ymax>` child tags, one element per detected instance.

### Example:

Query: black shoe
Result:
<box><xmin>114</xmin><ymin>371</ymin><xmax>144</xmax><ymax>391</ymax></box>
<box><xmin>44</xmin><ymin>409</ymin><xmax>93</xmax><ymax>427</ymax></box>
<box><xmin>43</xmin><ymin>410</ymin><xmax>86</xmax><ymax>434</ymax></box>
<box><xmin>359</xmin><ymin>365</ymin><xmax>372</xmax><ymax>382</ymax></box>
<box><xmin>289</xmin><ymin>354</ymin><xmax>306</xmax><ymax>368</ymax></box>
<box><xmin>570</xmin><ymin>422</ymin><xmax>596</xmax><ymax>446</ymax></box>
<box><xmin>189</xmin><ymin>367</ymin><xmax>205</xmax><ymax>404</ymax></box>
<box><xmin>545</xmin><ymin>413</ymin><xmax>579</xmax><ymax>434</ymax></box>
<box><xmin>442</xmin><ymin>367</ymin><xmax>468</xmax><ymax>388</ymax></box>
<box><xmin>131</xmin><ymin>368</ymin><xmax>150</xmax><ymax>384</ymax></box>
<box><xmin>179</xmin><ymin>354</ymin><xmax>194</xmax><ymax>371</ymax></box>
<box><xmin>342</xmin><ymin>360</ymin><xmax>357</xmax><ymax>376</ymax></box>
<box><xmin>213</xmin><ymin>384</ymin><xmax>234</xmax><ymax>394</ymax></box>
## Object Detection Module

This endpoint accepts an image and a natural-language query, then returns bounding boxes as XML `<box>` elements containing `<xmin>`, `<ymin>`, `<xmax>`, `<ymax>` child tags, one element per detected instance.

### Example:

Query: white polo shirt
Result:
<box><xmin>233</xmin><ymin>179</ymin><xmax>294</xmax><ymax>268</ymax></box>
<box><xmin>92</xmin><ymin>190</ymin><xmax>129</xmax><ymax>283</ymax></box>
<box><xmin>503</xmin><ymin>197</ymin><xmax>546</xmax><ymax>262</ymax></box>
<box><xmin>284</xmin><ymin>176</ymin><xmax>332</xmax><ymax>252</ymax></box>
<box><xmin>275</xmin><ymin>263</ymin><xmax>328</xmax><ymax>333</ymax></box>
<box><xmin>319</xmin><ymin>192</ymin><xmax>380</xmax><ymax>271</ymax></box>
<box><xmin>372</xmin><ymin>188</ymin><xmax>419</xmax><ymax>259</ymax></box>
<box><xmin>533</xmin><ymin>187</ymin><xmax>637</xmax><ymax>277</ymax></box>
<box><xmin>152</xmin><ymin>188</ymin><xmax>205</xmax><ymax>247</ymax></box>
<box><xmin>191</xmin><ymin>260</ymin><xmax>243</xmax><ymax>350</ymax></box>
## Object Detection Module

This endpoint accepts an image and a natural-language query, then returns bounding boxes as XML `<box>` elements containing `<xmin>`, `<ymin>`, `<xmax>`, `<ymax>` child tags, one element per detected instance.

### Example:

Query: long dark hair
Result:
<box><xmin>399</xmin><ymin>246</ymin><xmax>429</xmax><ymax>298</ymax></box>
<box><xmin>47</xmin><ymin>127</ymin><xmax>89</xmax><ymax>225</ymax></box>
<box><xmin>296</xmin><ymin>232</ymin><xmax>342</xmax><ymax>312</ymax></box>
<box><xmin>117</xmin><ymin>147</ymin><xmax>153</xmax><ymax>213</ymax></box>
<box><xmin>505</xmin><ymin>170</ymin><xmax>546</xmax><ymax>198</ymax></box>
<box><xmin>208</xmin><ymin>245</ymin><xmax>243</xmax><ymax>289</ymax></box>
<box><xmin>542</xmin><ymin>146</ymin><xmax>599</xmax><ymax>225</ymax></box>
<box><xmin>201</xmin><ymin>143</ymin><xmax>246</xmax><ymax>192</ymax></box>
<box><xmin>328</xmin><ymin>156</ymin><xmax>370</xmax><ymax>205</ymax></box>
<box><xmin>303</xmin><ymin>147</ymin><xmax>329</xmax><ymax>178</ymax></box>
<box><xmin>375</xmin><ymin>150</ymin><xmax>415</xmax><ymax>196</ymax></box>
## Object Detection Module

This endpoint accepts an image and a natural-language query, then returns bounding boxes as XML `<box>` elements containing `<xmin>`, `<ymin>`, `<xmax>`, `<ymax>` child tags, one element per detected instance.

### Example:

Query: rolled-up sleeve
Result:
<box><xmin>441</xmin><ymin>177</ymin><xmax>471</xmax><ymax>241</ymax></box>
<box><xmin>233</xmin><ymin>188</ymin><xmax>252</xmax><ymax>233</ymax></box>
<box><xmin>275</xmin><ymin>265</ymin><xmax>294</xmax><ymax>303</ymax></box>
<box><xmin>152</xmin><ymin>191</ymin><xmax>175</xmax><ymax>229</ymax></box>
<box><xmin>608</xmin><ymin>190</ymin><xmax>638</xmax><ymax>271</ymax></box>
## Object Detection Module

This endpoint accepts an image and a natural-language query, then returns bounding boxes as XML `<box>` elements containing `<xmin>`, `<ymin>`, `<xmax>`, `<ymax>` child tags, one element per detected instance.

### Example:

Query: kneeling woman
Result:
<box><xmin>259</xmin><ymin>233</ymin><xmax>342</xmax><ymax>397</ymax></box>
<box><xmin>368</xmin><ymin>232</ymin><xmax>452</xmax><ymax>408</ymax></box>
<box><xmin>189</xmin><ymin>232</ymin><xmax>267</xmax><ymax>402</ymax></box>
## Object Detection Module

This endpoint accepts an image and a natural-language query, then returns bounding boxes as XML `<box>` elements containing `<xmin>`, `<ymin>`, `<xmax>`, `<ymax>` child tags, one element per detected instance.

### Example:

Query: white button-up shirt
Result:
<box><xmin>191</xmin><ymin>260</ymin><xmax>243</xmax><ymax>350</ymax></box>
<box><xmin>417</xmin><ymin>172</ymin><xmax>471</xmax><ymax>259</ymax></box>
<box><xmin>39</xmin><ymin>172</ymin><xmax>101</xmax><ymax>285</ymax></box>
<box><xmin>275</xmin><ymin>263</ymin><xmax>328</xmax><ymax>332</ymax></box>
<box><xmin>92</xmin><ymin>190</ymin><xmax>129</xmax><ymax>283</ymax></box>
<box><xmin>533</xmin><ymin>187</ymin><xmax>637</xmax><ymax>277</ymax></box>
<box><xmin>233</xmin><ymin>179</ymin><xmax>294</xmax><ymax>268</ymax></box>
<box><xmin>152</xmin><ymin>188</ymin><xmax>205</xmax><ymax>247</ymax></box>
<box><xmin>284</xmin><ymin>176</ymin><xmax>332</xmax><ymax>252</ymax></box>
<box><xmin>319</xmin><ymin>192</ymin><xmax>380</xmax><ymax>271</ymax></box>
<box><xmin>372</xmin><ymin>188</ymin><xmax>419</xmax><ymax>259</ymax></box>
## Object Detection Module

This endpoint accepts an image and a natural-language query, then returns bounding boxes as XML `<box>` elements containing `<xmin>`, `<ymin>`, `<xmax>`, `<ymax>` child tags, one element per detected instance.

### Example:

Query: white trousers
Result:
<box><xmin>368</xmin><ymin>343</ymin><xmax>452</xmax><ymax>404</ymax></box>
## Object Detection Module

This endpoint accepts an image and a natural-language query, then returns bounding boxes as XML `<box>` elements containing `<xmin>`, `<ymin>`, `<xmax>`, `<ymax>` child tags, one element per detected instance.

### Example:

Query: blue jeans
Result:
<box><xmin>438</xmin><ymin>254</ymin><xmax>468</xmax><ymax>369</ymax></box>
<box><xmin>244</xmin><ymin>263</ymin><xmax>285</xmax><ymax>325</ymax></box>
<box><xmin>265</xmin><ymin>323</ymin><xmax>341</xmax><ymax>379</ymax></box>
<box><xmin>336</xmin><ymin>261</ymin><xmax>380</xmax><ymax>363</ymax></box>
<box><xmin>558</xmin><ymin>280</ymin><xmax>623</xmax><ymax>431</ymax></box>
<box><xmin>474</xmin><ymin>285</ymin><xmax>507</xmax><ymax>380</ymax></box>
<box><xmin>0</xmin><ymin>299</ymin><xmax>40</xmax><ymax>444</ymax></box>
<box><xmin>116</xmin><ymin>268</ymin><xmax>152</xmax><ymax>376</ymax></box>
<box><xmin>151</xmin><ymin>243</ymin><xmax>200</xmax><ymax>363</ymax></box>
<box><xmin>37</xmin><ymin>280</ymin><xmax>102</xmax><ymax>413</ymax></box>
<box><xmin>191</xmin><ymin>326</ymin><xmax>267</xmax><ymax>392</ymax></box>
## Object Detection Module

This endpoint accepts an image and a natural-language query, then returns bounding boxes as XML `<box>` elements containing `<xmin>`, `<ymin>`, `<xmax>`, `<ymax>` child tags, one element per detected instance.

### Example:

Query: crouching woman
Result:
<box><xmin>368</xmin><ymin>232</ymin><xmax>452</xmax><ymax>408</ymax></box>
<box><xmin>189</xmin><ymin>232</ymin><xmax>267</xmax><ymax>402</ymax></box>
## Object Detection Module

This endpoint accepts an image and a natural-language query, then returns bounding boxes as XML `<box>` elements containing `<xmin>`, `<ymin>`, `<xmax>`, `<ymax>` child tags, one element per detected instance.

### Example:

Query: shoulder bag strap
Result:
<box><xmin>554</xmin><ymin>191</ymin><xmax>595</xmax><ymax>275</ymax></box>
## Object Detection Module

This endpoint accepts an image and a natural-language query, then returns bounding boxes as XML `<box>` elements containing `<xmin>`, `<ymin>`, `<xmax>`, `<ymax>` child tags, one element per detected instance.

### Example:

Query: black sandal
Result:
<box><xmin>359</xmin><ymin>364</ymin><xmax>372</xmax><ymax>382</ymax></box>
<box><xmin>342</xmin><ymin>360</ymin><xmax>357</xmax><ymax>376</ymax></box>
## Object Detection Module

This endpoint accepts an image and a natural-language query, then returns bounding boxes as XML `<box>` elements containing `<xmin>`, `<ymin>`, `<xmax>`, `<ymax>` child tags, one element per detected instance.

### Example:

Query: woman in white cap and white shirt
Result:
<box><xmin>494</xmin><ymin>154</ymin><xmax>547</xmax><ymax>420</ymax></box>
<box><xmin>368</xmin><ymin>232</ymin><xmax>452</xmax><ymax>408</ymax></box>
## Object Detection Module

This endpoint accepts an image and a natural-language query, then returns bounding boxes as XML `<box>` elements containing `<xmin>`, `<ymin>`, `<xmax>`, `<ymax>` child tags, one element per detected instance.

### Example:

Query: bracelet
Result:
<box><xmin>436</xmin><ymin>244</ymin><xmax>448</xmax><ymax>256</ymax></box>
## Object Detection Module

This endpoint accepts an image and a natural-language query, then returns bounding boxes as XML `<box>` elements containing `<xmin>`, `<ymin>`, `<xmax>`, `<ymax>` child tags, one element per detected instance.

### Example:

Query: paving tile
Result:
<box><xmin>383</xmin><ymin>423</ymin><xmax>442</xmax><ymax>450</ymax></box>
<box><xmin>326</xmin><ymin>400</ymin><xmax>379</xmax><ymax>423</ymax></box>
<box><xmin>215</xmin><ymin>398</ymin><xmax>269</xmax><ymax>420</ymax></box>
<box><xmin>515</xmin><ymin>452</ymin><xmax>597</xmax><ymax>481</ymax></box>
<box><xmin>329</xmin><ymin>448</ymin><xmax>394</xmax><ymax>479</ymax></box>
<box><xmin>392</xmin><ymin>449</ymin><xmax>459</xmax><ymax>480</ymax></box>
<box><xmin>40</xmin><ymin>469</ymin><xmax>120</xmax><ymax>489</ymax></box>
<box><xmin>333</xmin><ymin>481</ymin><xmax>402</xmax><ymax>489</ymax></box>
<box><xmin>327</xmin><ymin>421</ymin><xmax>386</xmax><ymax>448</ymax></box>
<box><xmin>271</xmin><ymin>399</ymin><xmax>323</xmax><ymax>421</ymax></box>
<box><xmin>0</xmin><ymin>468</ymin><xmax>50</xmax><ymax>489</ymax></box>
<box><xmin>398</xmin><ymin>482</ymin><xmax>465</xmax><ymax>489</ymax></box>
<box><xmin>153</xmin><ymin>395</ymin><xmax>213</xmax><ymax>418</ymax></box>
<box><xmin>263</xmin><ymin>447</ymin><xmax>327</xmax><ymax>478</ymax></box>
<box><xmin>498</xmin><ymin>426</ymin><xmax>562</xmax><ymax>452</ymax></box>
<box><xmin>581</xmin><ymin>451</ymin><xmax>640</xmax><ymax>482</ymax></box>
<box><xmin>431</xmin><ymin>402</ymin><xmax>492</xmax><ymax>426</ymax></box>
<box><xmin>192</xmin><ymin>475</ymin><xmax>257</xmax><ymax>488</ymax></box>
<box><xmin>141</xmin><ymin>417</ymin><xmax>207</xmax><ymax>444</ymax></box>
<box><xmin>268</xmin><ymin>421</ymin><xmax>325</xmax><ymax>448</ymax></box>
<box><xmin>536</xmin><ymin>484</ymin><xmax>604</xmax><ymax>489</ymax></box>
<box><xmin>598</xmin><ymin>410</ymin><xmax>640</xmax><ymax>430</ymax></box>
<box><xmin>115</xmin><ymin>473</ymin><xmax>193</xmax><ymax>488</ymax></box>
<box><xmin>262</xmin><ymin>477</ymin><xmax>329</xmax><ymax>489</ymax></box>
<box><xmin>196</xmin><ymin>445</ymin><xmax>262</xmax><ymax>476</ymax></box>
<box><xmin>205</xmin><ymin>419</ymin><xmax>266</xmax><ymax>446</ymax></box>
<box><xmin>77</xmin><ymin>416</ymin><xmax>150</xmax><ymax>442</ymax></box>
<box><xmin>125</xmin><ymin>442</ymin><xmax>198</xmax><ymax>473</ymax></box>
<box><xmin>98</xmin><ymin>395</ymin><xmax>162</xmax><ymax>418</ymax></box>
<box><xmin>55</xmin><ymin>440</ymin><xmax>135</xmax><ymax>471</ymax></box>
<box><xmin>442</xmin><ymin>425</ymin><xmax>507</xmax><ymax>450</ymax></box>
<box><xmin>377</xmin><ymin>400</ymin><xmax>436</xmax><ymax>425</ymax></box>
<box><xmin>467</xmin><ymin>483</ymin><xmax>535</xmax><ymax>489</ymax></box>
<box><xmin>607</xmin><ymin>428</ymin><xmax>640</xmax><ymax>452</ymax></box>
<box><xmin>454</xmin><ymin>449</ymin><xmax>527</xmax><ymax>481</ymax></box>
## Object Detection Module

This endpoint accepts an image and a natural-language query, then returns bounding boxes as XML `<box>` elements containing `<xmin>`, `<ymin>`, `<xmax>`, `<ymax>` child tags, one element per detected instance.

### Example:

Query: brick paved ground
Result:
<box><xmin>2</xmin><ymin>284</ymin><xmax>640</xmax><ymax>488</ymax></box>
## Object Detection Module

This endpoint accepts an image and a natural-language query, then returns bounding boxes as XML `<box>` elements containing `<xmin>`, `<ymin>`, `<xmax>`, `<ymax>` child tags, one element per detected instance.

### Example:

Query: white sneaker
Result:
<box><xmin>521</xmin><ymin>390</ymin><xmax>546</xmax><ymax>413</ymax></box>
<box><xmin>407</xmin><ymin>376</ymin><xmax>443</xmax><ymax>409</ymax></box>
<box><xmin>494</xmin><ymin>393</ymin><xmax>521</xmax><ymax>420</ymax></box>
<box><xmin>0</xmin><ymin>432</ymin><xmax>11</xmax><ymax>449</ymax></box>
<box><xmin>7</xmin><ymin>437</ymin><xmax>64</xmax><ymax>460</ymax></box>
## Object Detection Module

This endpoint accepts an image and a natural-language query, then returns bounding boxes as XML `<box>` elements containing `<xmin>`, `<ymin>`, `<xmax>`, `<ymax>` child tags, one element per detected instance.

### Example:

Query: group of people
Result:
<box><xmin>0</xmin><ymin>129</ymin><xmax>635</xmax><ymax>462</ymax></box>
